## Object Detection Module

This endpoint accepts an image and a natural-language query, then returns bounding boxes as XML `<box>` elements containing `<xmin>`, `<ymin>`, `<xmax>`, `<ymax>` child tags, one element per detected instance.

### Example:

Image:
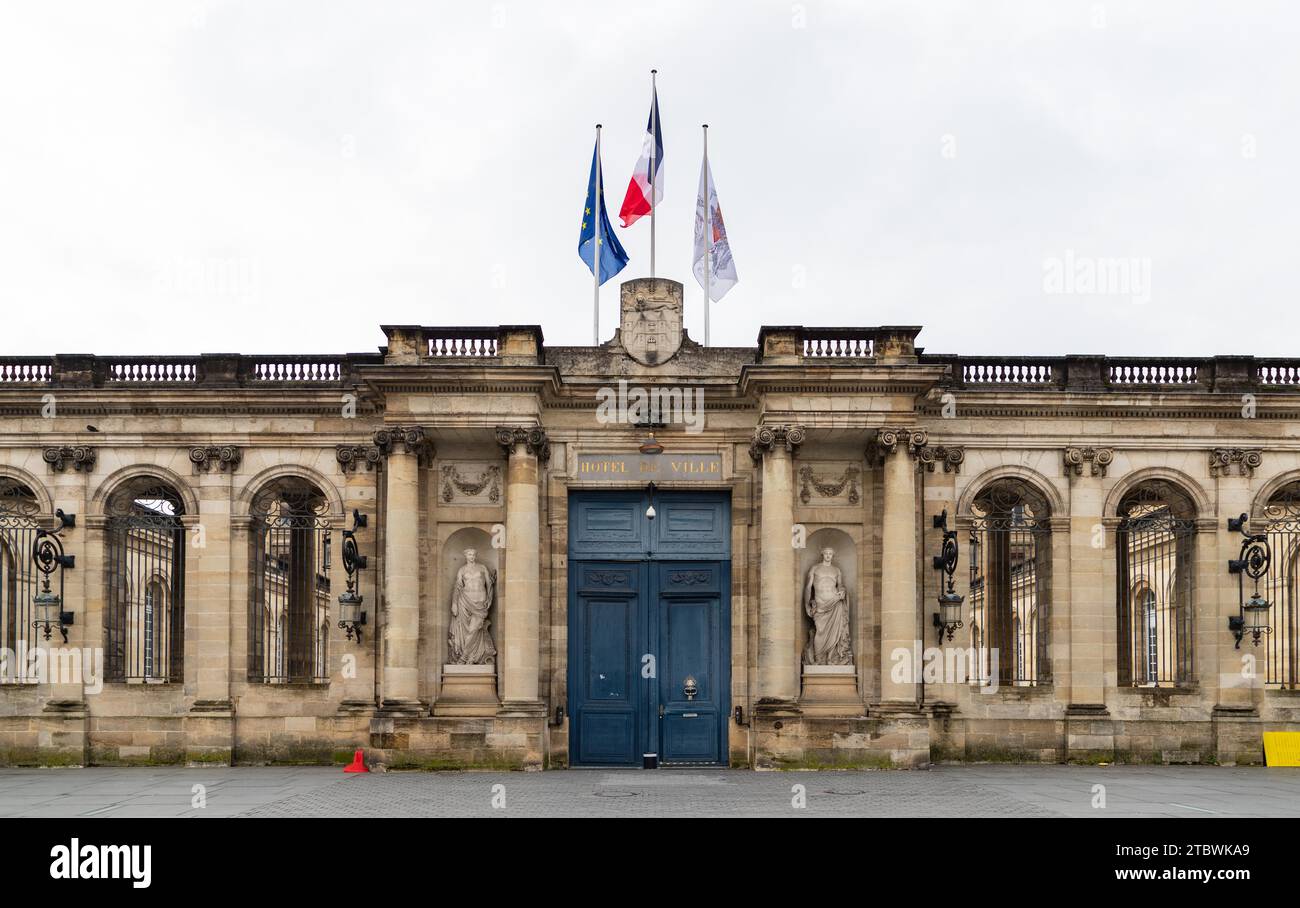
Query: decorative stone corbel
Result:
<box><xmin>1063</xmin><ymin>446</ymin><xmax>1113</xmax><ymax>478</ymax></box>
<box><xmin>42</xmin><ymin>445</ymin><xmax>96</xmax><ymax>473</ymax></box>
<box><xmin>373</xmin><ymin>426</ymin><xmax>436</xmax><ymax>465</ymax></box>
<box><xmin>337</xmin><ymin>444</ymin><xmax>382</xmax><ymax>473</ymax></box>
<box><xmin>189</xmin><ymin>445</ymin><xmax>242</xmax><ymax>473</ymax></box>
<box><xmin>914</xmin><ymin>444</ymin><xmax>965</xmax><ymax>474</ymax></box>
<box><xmin>867</xmin><ymin>426</ymin><xmax>928</xmax><ymax>466</ymax></box>
<box><xmin>748</xmin><ymin>424</ymin><xmax>806</xmax><ymax>465</ymax></box>
<box><xmin>495</xmin><ymin>426</ymin><xmax>550</xmax><ymax>463</ymax></box>
<box><xmin>1209</xmin><ymin>448</ymin><xmax>1262</xmax><ymax>478</ymax></box>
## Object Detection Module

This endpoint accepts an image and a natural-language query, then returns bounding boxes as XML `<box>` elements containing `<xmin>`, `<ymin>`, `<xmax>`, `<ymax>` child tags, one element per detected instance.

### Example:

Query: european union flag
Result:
<box><xmin>578</xmin><ymin>139</ymin><xmax>629</xmax><ymax>284</ymax></box>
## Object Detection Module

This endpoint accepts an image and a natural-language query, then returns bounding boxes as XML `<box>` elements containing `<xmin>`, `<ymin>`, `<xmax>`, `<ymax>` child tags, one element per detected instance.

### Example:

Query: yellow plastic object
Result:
<box><xmin>1263</xmin><ymin>731</ymin><xmax>1300</xmax><ymax>766</ymax></box>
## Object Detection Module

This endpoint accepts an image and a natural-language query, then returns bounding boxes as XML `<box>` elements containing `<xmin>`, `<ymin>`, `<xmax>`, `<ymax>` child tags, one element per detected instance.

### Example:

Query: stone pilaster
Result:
<box><xmin>1214</xmin><ymin>461</ymin><xmax>1258</xmax><ymax>714</ymax></box>
<box><xmin>1066</xmin><ymin>460</ymin><xmax>1108</xmax><ymax>710</ymax></box>
<box><xmin>496</xmin><ymin>426</ymin><xmax>547</xmax><ymax>716</ymax></box>
<box><xmin>38</xmin><ymin>459</ymin><xmax>90</xmax><ymax>765</ymax></box>
<box><xmin>183</xmin><ymin>464</ymin><xmax>236</xmax><ymax>763</ymax></box>
<box><xmin>873</xmin><ymin>427</ymin><xmax>926</xmax><ymax>709</ymax></box>
<box><xmin>1064</xmin><ymin>449</ymin><xmax>1113</xmax><ymax>761</ymax></box>
<box><xmin>750</xmin><ymin>424</ymin><xmax>804</xmax><ymax>711</ymax></box>
<box><xmin>374</xmin><ymin>426</ymin><xmax>432</xmax><ymax>712</ymax></box>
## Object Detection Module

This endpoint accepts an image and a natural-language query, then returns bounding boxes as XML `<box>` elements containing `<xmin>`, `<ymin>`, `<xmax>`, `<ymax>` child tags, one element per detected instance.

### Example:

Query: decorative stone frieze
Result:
<box><xmin>495</xmin><ymin>426</ymin><xmax>550</xmax><ymax>463</ymax></box>
<box><xmin>797</xmin><ymin>464</ymin><xmax>861</xmax><ymax>505</ymax></box>
<box><xmin>440</xmin><ymin>463</ymin><xmax>503</xmax><ymax>504</ymax></box>
<box><xmin>42</xmin><ymin>445</ymin><xmax>96</xmax><ymax>473</ymax></box>
<box><xmin>1209</xmin><ymin>447</ymin><xmax>1262</xmax><ymax>478</ymax></box>
<box><xmin>189</xmin><ymin>445</ymin><xmax>242</xmax><ymax>473</ymax></box>
<box><xmin>867</xmin><ymin>426</ymin><xmax>927</xmax><ymax>465</ymax></box>
<box><xmin>336</xmin><ymin>444</ymin><xmax>381</xmax><ymax>473</ymax></box>
<box><xmin>914</xmin><ymin>444</ymin><xmax>964</xmax><ymax>473</ymax></box>
<box><xmin>1063</xmin><ymin>446</ymin><xmax>1113</xmax><ymax>477</ymax></box>
<box><xmin>748</xmin><ymin>424</ymin><xmax>806</xmax><ymax>465</ymax></box>
<box><xmin>373</xmin><ymin>426</ymin><xmax>435</xmax><ymax>464</ymax></box>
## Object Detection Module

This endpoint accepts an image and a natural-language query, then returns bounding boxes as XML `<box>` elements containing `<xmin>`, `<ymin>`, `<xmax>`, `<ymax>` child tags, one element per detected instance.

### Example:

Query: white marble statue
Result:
<box><xmin>447</xmin><ymin>548</ymin><xmax>497</xmax><ymax>665</ymax></box>
<box><xmin>802</xmin><ymin>547</ymin><xmax>853</xmax><ymax>666</ymax></box>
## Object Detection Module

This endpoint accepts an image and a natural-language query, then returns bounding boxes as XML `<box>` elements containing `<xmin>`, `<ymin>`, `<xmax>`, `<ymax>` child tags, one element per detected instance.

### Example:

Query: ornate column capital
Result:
<box><xmin>868</xmin><ymin>427</ymin><xmax>927</xmax><ymax>465</ymax></box>
<box><xmin>337</xmin><ymin>444</ymin><xmax>381</xmax><ymax>473</ymax></box>
<box><xmin>373</xmin><ymin>425</ymin><xmax>435</xmax><ymax>463</ymax></box>
<box><xmin>748</xmin><ymin>424</ymin><xmax>806</xmax><ymax>465</ymax></box>
<box><xmin>42</xmin><ymin>445</ymin><xmax>97</xmax><ymax>473</ymax></box>
<box><xmin>1209</xmin><ymin>447</ymin><xmax>1262</xmax><ymax>478</ymax></box>
<box><xmin>189</xmin><ymin>445</ymin><xmax>242</xmax><ymax>473</ymax></box>
<box><xmin>914</xmin><ymin>444</ymin><xmax>964</xmax><ymax>474</ymax></box>
<box><xmin>495</xmin><ymin>426</ymin><xmax>550</xmax><ymax>463</ymax></box>
<box><xmin>1063</xmin><ymin>446</ymin><xmax>1114</xmax><ymax>478</ymax></box>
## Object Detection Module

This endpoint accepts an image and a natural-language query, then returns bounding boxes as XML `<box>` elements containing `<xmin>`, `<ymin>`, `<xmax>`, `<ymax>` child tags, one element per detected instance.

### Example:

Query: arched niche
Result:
<box><xmin>440</xmin><ymin>527</ymin><xmax>500</xmax><ymax>664</ymax></box>
<box><xmin>798</xmin><ymin>527</ymin><xmax>858</xmax><ymax>662</ymax></box>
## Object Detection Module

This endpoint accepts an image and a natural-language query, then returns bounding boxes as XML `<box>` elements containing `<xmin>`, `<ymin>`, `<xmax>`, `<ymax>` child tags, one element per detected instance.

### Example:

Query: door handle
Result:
<box><xmin>658</xmin><ymin>704</ymin><xmax>665</xmax><ymax>719</ymax></box>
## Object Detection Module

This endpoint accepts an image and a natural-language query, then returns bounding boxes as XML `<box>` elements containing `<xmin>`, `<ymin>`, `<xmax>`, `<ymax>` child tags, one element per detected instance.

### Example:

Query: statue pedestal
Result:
<box><xmin>800</xmin><ymin>665</ymin><xmax>862</xmax><ymax>717</ymax></box>
<box><xmin>433</xmin><ymin>665</ymin><xmax>499</xmax><ymax>717</ymax></box>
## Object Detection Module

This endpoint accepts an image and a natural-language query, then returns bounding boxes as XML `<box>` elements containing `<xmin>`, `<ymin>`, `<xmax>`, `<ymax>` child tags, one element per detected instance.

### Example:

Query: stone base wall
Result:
<box><xmin>2</xmin><ymin>705</ymin><xmax>1298</xmax><ymax>768</ymax></box>
<box><xmin>930</xmin><ymin>714</ymin><xmax>1299</xmax><ymax>766</ymax></box>
<box><xmin>753</xmin><ymin>714</ymin><xmax>931</xmax><ymax>769</ymax></box>
<box><xmin>366</xmin><ymin>715</ymin><xmax>547</xmax><ymax>770</ymax></box>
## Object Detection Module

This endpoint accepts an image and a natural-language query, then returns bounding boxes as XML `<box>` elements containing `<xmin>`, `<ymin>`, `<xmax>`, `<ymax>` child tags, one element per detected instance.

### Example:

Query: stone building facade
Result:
<box><xmin>1</xmin><ymin>277</ymin><xmax>1298</xmax><ymax>769</ymax></box>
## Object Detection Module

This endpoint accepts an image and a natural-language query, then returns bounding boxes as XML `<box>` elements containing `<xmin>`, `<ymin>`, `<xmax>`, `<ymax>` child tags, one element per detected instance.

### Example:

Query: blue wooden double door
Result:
<box><xmin>568</xmin><ymin>491</ymin><xmax>730</xmax><ymax>767</ymax></box>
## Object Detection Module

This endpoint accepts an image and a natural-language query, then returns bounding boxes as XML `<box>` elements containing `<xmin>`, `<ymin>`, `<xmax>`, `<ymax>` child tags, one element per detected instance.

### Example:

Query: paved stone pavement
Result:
<box><xmin>0</xmin><ymin>765</ymin><xmax>1296</xmax><ymax>818</ymax></box>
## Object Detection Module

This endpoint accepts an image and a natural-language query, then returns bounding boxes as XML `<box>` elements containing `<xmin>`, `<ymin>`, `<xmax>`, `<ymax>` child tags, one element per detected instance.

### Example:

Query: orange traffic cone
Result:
<box><xmin>343</xmin><ymin>749</ymin><xmax>369</xmax><ymax>773</ymax></box>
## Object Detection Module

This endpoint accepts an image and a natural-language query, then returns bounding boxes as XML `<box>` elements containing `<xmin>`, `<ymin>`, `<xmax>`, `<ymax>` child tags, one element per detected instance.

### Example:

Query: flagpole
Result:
<box><xmin>702</xmin><ymin>123</ymin><xmax>710</xmax><ymax>347</ymax></box>
<box><xmin>650</xmin><ymin>69</ymin><xmax>657</xmax><ymax>279</ymax></box>
<box><xmin>594</xmin><ymin>123</ymin><xmax>602</xmax><ymax>345</ymax></box>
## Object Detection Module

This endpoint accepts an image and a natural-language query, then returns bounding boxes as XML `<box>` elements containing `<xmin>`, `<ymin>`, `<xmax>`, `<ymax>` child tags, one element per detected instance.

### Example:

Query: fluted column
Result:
<box><xmin>375</xmin><ymin>426</ymin><xmax>431</xmax><ymax>710</ymax></box>
<box><xmin>751</xmin><ymin>425</ymin><xmax>805</xmax><ymax>708</ymax></box>
<box><xmin>874</xmin><ymin>427</ymin><xmax>926</xmax><ymax>708</ymax></box>
<box><xmin>496</xmin><ymin>426</ymin><xmax>548</xmax><ymax>714</ymax></box>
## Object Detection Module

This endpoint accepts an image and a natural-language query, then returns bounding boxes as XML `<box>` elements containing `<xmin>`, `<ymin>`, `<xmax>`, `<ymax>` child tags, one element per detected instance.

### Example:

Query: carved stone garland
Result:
<box><xmin>798</xmin><ymin>465</ymin><xmax>861</xmax><ymax>504</ymax></box>
<box><xmin>441</xmin><ymin>464</ymin><xmax>502</xmax><ymax>503</ymax></box>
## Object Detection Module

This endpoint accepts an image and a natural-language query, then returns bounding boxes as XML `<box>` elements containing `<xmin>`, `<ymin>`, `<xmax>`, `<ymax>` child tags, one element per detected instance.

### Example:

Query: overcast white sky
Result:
<box><xmin>1</xmin><ymin>1</ymin><xmax>1296</xmax><ymax>357</ymax></box>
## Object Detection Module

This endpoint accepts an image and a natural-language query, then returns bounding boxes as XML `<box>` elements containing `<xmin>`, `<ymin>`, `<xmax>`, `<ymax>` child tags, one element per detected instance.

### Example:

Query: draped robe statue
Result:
<box><xmin>447</xmin><ymin>549</ymin><xmax>497</xmax><ymax>665</ymax></box>
<box><xmin>802</xmin><ymin>548</ymin><xmax>853</xmax><ymax>666</ymax></box>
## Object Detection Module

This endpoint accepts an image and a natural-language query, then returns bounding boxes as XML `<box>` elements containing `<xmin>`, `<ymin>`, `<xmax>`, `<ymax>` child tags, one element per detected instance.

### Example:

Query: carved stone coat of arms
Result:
<box><xmin>620</xmin><ymin>278</ymin><xmax>683</xmax><ymax>365</ymax></box>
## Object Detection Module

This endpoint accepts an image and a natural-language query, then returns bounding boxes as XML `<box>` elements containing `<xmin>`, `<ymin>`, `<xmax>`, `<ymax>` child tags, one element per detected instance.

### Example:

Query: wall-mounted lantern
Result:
<box><xmin>931</xmin><ymin>509</ymin><xmax>964</xmax><ymax>643</ymax></box>
<box><xmin>1227</xmin><ymin>513</ymin><xmax>1271</xmax><ymax>649</ymax></box>
<box><xmin>32</xmin><ymin>509</ymin><xmax>76</xmax><ymax>643</ymax></box>
<box><xmin>337</xmin><ymin>509</ymin><xmax>368</xmax><ymax>643</ymax></box>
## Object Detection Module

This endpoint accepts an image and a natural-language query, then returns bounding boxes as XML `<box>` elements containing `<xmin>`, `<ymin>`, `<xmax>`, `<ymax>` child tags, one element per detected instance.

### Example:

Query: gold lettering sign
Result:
<box><xmin>577</xmin><ymin>454</ymin><xmax>723</xmax><ymax>482</ymax></box>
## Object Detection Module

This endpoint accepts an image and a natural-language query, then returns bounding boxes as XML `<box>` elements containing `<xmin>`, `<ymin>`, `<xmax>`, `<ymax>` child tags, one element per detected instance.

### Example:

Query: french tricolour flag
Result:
<box><xmin>618</xmin><ymin>86</ymin><xmax>663</xmax><ymax>228</ymax></box>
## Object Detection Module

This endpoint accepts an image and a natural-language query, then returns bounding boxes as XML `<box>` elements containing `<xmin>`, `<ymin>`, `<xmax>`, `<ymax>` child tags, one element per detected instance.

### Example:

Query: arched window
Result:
<box><xmin>1117</xmin><ymin>481</ymin><xmax>1196</xmax><ymax>687</ymax></box>
<box><xmin>968</xmin><ymin>478</ymin><xmax>1052</xmax><ymax>685</ymax></box>
<box><xmin>106</xmin><ymin>479</ymin><xmax>185</xmax><ymax>682</ymax></box>
<box><xmin>249</xmin><ymin>479</ymin><xmax>331</xmax><ymax>683</ymax></box>
<box><xmin>1261</xmin><ymin>481</ymin><xmax>1300</xmax><ymax>688</ymax></box>
<box><xmin>0</xmin><ymin>480</ymin><xmax>42</xmax><ymax>682</ymax></box>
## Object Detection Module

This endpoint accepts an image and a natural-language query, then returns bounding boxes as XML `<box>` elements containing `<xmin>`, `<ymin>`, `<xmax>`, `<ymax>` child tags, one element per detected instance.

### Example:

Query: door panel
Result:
<box><xmin>570</xmin><ymin>563</ymin><xmax>642</xmax><ymax>766</ymax></box>
<box><xmin>568</xmin><ymin>493</ymin><xmax>730</xmax><ymax>767</ymax></box>
<box><xmin>570</xmin><ymin>493</ymin><xmax>647</xmax><ymax>558</ymax></box>
<box><xmin>658</xmin><ymin>563</ymin><xmax>725</xmax><ymax>765</ymax></box>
